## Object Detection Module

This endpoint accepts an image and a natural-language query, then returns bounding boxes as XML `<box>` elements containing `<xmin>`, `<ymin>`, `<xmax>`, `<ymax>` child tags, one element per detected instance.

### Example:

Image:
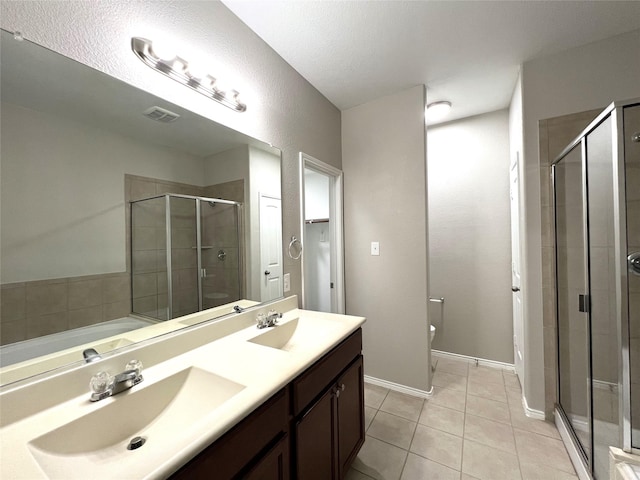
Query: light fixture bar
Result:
<box><xmin>131</xmin><ymin>37</ymin><xmax>246</xmax><ymax>112</ymax></box>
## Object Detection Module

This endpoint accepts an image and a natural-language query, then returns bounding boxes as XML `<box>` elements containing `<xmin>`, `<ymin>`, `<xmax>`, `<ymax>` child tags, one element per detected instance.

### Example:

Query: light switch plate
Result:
<box><xmin>283</xmin><ymin>273</ymin><xmax>291</xmax><ymax>292</ymax></box>
<box><xmin>371</xmin><ymin>241</ymin><xmax>380</xmax><ymax>256</ymax></box>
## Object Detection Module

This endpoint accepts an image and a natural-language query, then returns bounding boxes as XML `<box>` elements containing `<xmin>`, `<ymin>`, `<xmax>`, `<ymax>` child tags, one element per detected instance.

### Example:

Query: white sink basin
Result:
<box><xmin>247</xmin><ymin>318</ymin><xmax>302</xmax><ymax>351</ymax></box>
<box><xmin>28</xmin><ymin>367</ymin><xmax>245</xmax><ymax>473</ymax></box>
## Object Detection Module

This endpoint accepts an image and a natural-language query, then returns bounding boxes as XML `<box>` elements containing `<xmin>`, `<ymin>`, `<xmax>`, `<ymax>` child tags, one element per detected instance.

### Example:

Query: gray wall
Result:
<box><xmin>0</xmin><ymin>0</ymin><xmax>343</xmax><ymax>303</ymax></box>
<box><xmin>342</xmin><ymin>86</ymin><xmax>430</xmax><ymax>391</ymax></box>
<box><xmin>427</xmin><ymin>109</ymin><xmax>513</xmax><ymax>363</ymax></box>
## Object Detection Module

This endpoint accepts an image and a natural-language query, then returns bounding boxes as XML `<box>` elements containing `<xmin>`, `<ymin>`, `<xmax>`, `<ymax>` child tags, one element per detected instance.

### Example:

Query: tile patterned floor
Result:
<box><xmin>346</xmin><ymin>355</ymin><xmax>578</xmax><ymax>480</ymax></box>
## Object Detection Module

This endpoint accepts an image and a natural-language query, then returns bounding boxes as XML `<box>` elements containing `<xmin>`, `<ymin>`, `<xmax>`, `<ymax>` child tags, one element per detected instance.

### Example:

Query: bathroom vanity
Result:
<box><xmin>0</xmin><ymin>296</ymin><xmax>365</xmax><ymax>479</ymax></box>
<box><xmin>171</xmin><ymin>329</ymin><xmax>364</xmax><ymax>479</ymax></box>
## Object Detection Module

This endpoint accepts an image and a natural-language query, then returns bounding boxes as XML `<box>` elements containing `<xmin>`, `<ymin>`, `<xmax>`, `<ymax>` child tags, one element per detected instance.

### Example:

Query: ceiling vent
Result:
<box><xmin>142</xmin><ymin>106</ymin><xmax>180</xmax><ymax>123</ymax></box>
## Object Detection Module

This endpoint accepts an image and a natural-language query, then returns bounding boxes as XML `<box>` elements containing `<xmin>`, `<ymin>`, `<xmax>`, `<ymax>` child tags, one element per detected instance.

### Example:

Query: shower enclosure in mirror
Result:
<box><xmin>131</xmin><ymin>195</ymin><xmax>243</xmax><ymax>320</ymax></box>
<box><xmin>0</xmin><ymin>29</ymin><xmax>282</xmax><ymax>387</ymax></box>
<box><xmin>553</xmin><ymin>99</ymin><xmax>639</xmax><ymax>479</ymax></box>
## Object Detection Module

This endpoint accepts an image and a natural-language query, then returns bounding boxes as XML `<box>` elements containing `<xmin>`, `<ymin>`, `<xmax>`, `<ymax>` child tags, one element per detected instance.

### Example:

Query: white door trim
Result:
<box><xmin>510</xmin><ymin>153</ymin><xmax>524</xmax><ymax>386</ymax></box>
<box><xmin>299</xmin><ymin>152</ymin><xmax>345</xmax><ymax>314</ymax></box>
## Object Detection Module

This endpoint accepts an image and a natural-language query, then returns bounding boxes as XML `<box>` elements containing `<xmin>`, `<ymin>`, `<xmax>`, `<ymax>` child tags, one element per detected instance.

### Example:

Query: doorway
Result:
<box><xmin>299</xmin><ymin>153</ymin><xmax>345</xmax><ymax>313</ymax></box>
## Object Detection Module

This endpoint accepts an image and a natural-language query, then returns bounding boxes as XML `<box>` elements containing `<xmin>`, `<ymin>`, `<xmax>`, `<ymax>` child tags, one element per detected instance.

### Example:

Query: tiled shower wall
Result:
<box><xmin>203</xmin><ymin>180</ymin><xmax>245</xmax><ymax>310</ymax></box>
<box><xmin>128</xmin><ymin>175</ymin><xmax>203</xmax><ymax>320</ymax></box>
<box><xmin>130</xmin><ymin>176</ymin><xmax>245</xmax><ymax>320</ymax></box>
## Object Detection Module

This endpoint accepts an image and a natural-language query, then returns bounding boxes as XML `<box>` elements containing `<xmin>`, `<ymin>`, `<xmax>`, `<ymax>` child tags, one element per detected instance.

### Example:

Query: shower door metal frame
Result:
<box><xmin>613</xmin><ymin>104</ymin><xmax>635</xmax><ymax>454</ymax></box>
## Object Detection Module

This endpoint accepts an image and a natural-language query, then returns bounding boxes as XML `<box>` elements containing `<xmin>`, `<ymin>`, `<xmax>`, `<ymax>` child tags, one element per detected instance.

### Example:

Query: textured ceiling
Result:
<box><xmin>222</xmin><ymin>0</ymin><xmax>640</xmax><ymax>123</ymax></box>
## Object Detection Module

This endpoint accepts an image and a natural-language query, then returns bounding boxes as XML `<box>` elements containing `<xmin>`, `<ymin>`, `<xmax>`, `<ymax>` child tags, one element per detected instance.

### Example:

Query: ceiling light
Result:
<box><xmin>131</xmin><ymin>37</ymin><xmax>247</xmax><ymax>112</ymax></box>
<box><xmin>426</xmin><ymin>101</ymin><xmax>452</xmax><ymax>122</ymax></box>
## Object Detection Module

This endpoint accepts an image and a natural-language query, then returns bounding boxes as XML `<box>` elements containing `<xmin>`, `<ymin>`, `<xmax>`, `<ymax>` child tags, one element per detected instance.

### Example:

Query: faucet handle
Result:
<box><xmin>124</xmin><ymin>359</ymin><xmax>143</xmax><ymax>376</ymax></box>
<box><xmin>90</xmin><ymin>371</ymin><xmax>114</xmax><ymax>401</ymax></box>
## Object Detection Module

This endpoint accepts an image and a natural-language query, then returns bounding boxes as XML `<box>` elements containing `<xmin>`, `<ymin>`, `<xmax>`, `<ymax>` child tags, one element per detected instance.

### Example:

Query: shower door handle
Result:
<box><xmin>578</xmin><ymin>294</ymin><xmax>590</xmax><ymax>313</ymax></box>
<box><xmin>629</xmin><ymin>252</ymin><xmax>640</xmax><ymax>276</ymax></box>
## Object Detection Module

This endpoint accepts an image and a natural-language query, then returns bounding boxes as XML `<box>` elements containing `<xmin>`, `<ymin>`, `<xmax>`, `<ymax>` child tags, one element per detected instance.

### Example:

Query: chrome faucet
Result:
<box><xmin>89</xmin><ymin>360</ymin><xmax>144</xmax><ymax>402</ymax></box>
<box><xmin>257</xmin><ymin>310</ymin><xmax>282</xmax><ymax>329</ymax></box>
<box><xmin>82</xmin><ymin>348</ymin><xmax>101</xmax><ymax>363</ymax></box>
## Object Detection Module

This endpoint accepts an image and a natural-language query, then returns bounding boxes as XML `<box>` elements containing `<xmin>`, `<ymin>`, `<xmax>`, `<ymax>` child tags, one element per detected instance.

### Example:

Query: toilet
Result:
<box><xmin>430</xmin><ymin>324</ymin><xmax>436</xmax><ymax>342</ymax></box>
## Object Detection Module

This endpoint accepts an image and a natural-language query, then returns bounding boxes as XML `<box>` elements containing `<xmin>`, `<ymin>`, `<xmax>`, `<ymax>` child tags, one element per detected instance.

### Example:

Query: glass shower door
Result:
<box><xmin>555</xmin><ymin>143</ymin><xmax>592</xmax><ymax>462</ymax></box>
<box><xmin>585</xmin><ymin>116</ymin><xmax>618</xmax><ymax>480</ymax></box>
<box><xmin>169</xmin><ymin>196</ymin><xmax>199</xmax><ymax>318</ymax></box>
<box><xmin>624</xmin><ymin>104</ymin><xmax>640</xmax><ymax>449</ymax></box>
<box><xmin>199</xmin><ymin>200</ymin><xmax>242</xmax><ymax>310</ymax></box>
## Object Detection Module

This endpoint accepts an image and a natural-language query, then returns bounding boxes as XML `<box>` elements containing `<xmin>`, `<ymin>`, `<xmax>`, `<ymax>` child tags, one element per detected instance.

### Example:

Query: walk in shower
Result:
<box><xmin>553</xmin><ymin>99</ymin><xmax>639</xmax><ymax>479</ymax></box>
<box><xmin>130</xmin><ymin>194</ymin><xmax>243</xmax><ymax>320</ymax></box>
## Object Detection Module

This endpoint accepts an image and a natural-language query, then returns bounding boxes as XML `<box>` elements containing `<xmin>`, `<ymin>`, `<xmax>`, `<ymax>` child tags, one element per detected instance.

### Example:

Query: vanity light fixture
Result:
<box><xmin>131</xmin><ymin>37</ymin><xmax>247</xmax><ymax>112</ymax></box>
<box><xmin>426</xmin><ymin>101</ymin><xmax>452</xmax><ymax>122</ymax></box>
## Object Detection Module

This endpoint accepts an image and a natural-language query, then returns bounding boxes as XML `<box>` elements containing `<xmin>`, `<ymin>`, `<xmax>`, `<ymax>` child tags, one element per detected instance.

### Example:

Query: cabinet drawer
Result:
<box><xmin>291</xmin><ymin>329</ymin><xmax>362</xmax><ymax>416</ymax></box>
<box><xmin>170</xmin><ymin>388</ymin><xmax>289</xmax><ymax>480</ymax></box>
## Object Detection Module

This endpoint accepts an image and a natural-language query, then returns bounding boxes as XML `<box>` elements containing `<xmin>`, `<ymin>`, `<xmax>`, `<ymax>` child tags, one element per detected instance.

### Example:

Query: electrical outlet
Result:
<box><xmin>371</xmin><ymin>241</ymin><xmax>380</xmax><ymax>256</ymax></box>
<box><xmin>283</xmin><ymin>273</ymin><xmax>291</xmax><ymax>292</ymax></box>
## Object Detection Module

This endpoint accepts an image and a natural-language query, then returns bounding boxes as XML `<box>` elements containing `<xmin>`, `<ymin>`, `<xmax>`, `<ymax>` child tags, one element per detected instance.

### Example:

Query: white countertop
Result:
<box><xmin>0</xmin><ymin>297</ymin><xmax>365</xmax><ymax>479</ymax></box>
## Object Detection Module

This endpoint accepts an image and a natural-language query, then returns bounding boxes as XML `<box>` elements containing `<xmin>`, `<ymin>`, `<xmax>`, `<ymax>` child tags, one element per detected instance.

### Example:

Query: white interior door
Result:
<box><xmin>259</xmin><ymin>194</ymin><xmax>283</xmax><ymax>301</ymax></box>
<box><xmin>510</xmin><ymin>156</ymin><xmax>524</xmax><ymax>384</ymax></box>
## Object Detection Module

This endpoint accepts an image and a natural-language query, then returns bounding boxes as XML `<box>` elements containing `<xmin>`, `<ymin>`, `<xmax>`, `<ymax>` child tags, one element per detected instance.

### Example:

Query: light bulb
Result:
<box><xmin>186</xmin><ymin>61</ymin><xmax>209</xmax><ymax>80</ymax></box>
<box><xmin>426</xmin><ymin>101</ymin><xmax>452</xmax><ymax>122</ymax></box>
<box><xmin>151</xmin><ymin>40</ymin><xmax>177</xmax><ymax>61</ymax></box>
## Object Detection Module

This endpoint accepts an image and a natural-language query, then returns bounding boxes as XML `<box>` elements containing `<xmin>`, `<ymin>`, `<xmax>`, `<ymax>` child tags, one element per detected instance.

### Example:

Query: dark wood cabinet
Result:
<box><xmin>294</xmin><ymin>356</ymin><xmax>364</xmax><ymax>480</ymax></box>
<box><xmin>243</xmin><ymin>435</ymin><xmax>289</xmax><ymax>480</ymax></box>
<box><xmin>336</xmin><ymin>356</ymin><xmax>365</xmax><ymax>478</ymax></box>
<box><xmin>170</xmin><ymin>328</ymin><xmax>364</xmax><ymax>480</ymax></box>
<box><xmin>169</xmin><ymin>388</ymin><xmax>289</xmax><ymax>480</ymax></box>
<box><xmin>292</xmin><ymin>331</ymin><xmax>364</xmax><ymax>480</ymax></box>
<box><xmin>294</xmin><ymin>387</ymin><xmax>336</xmax><ymax>479</ymax></box>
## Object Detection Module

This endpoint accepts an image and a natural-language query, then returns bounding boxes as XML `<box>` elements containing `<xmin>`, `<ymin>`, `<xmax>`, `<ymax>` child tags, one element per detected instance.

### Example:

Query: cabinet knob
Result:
<box><xmin>334</xmin><ymin>388</ymin><xmax>340</xmax><ymax>398</ymax></box>
<box><xmin>339</xmin><ymin>383</ymin><xmax>346</xmax><ymax>391</ymax></box>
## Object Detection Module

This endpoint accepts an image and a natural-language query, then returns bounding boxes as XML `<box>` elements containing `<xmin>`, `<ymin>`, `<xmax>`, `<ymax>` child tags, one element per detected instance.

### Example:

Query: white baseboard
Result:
<box><xmin>431</xmin><ymin>349</ymin><xmax>547</xmax><ymax>419</ymax></box>
<box><xmin>364</xmin><ymin>375</ymin><xmax>433</xmax><ymax>399</ymax></box>
<box><xmin>523</xmin><ymin>394</ymin><xmax>546</xmax><ymax>420</ymax></box>
<box><xmin>432</xmin><ymin>349</ymin><xmax>515</xmax><ymax>372</ymax></box>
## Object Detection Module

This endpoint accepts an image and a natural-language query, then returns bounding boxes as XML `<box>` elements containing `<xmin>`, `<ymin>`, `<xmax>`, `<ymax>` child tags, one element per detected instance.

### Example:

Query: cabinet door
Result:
<box><xmin>295</xmin><ymin>387</ymin><xmax>336</xmax><ymax>480</ymax></box>
<box><xmin>337</xmin><ymin>356</ymin><xmax>364</xmax><ymax>478</ymax></box>
<box><xmin>242</xmin><ymin>435</ymin><xmax>289</xmax><ymax>480</ymax></box>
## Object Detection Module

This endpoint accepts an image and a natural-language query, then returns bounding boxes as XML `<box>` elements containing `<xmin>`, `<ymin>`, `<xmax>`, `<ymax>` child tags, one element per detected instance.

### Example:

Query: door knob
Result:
<box><xmin>511</xmin><ymin>286</ymin><xmax>520</xmax><ymax>292</ymax></box>
<box><xmin>629</xmin><ymin>252</ymin><xmax>640</xmax><ymax>276</ymax></box>
<box><xmin>264</xmin><ymin>270</ymin><xmax>271</xmax><ymax>276</ymax></box>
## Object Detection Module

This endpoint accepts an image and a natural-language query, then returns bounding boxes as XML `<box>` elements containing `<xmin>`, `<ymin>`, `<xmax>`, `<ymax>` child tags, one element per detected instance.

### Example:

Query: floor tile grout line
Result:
<box><xmin>360</xmin><ymin>369</ymin><xmax>576</xmax><ymax>480</ymax></box>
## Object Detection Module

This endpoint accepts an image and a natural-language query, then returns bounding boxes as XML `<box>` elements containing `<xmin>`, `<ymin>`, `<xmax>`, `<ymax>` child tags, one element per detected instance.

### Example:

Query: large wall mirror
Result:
<box><xmin>0</xmin><ymin>30</ymin><xmax>283</xmax><ymax>386</ymax></box>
